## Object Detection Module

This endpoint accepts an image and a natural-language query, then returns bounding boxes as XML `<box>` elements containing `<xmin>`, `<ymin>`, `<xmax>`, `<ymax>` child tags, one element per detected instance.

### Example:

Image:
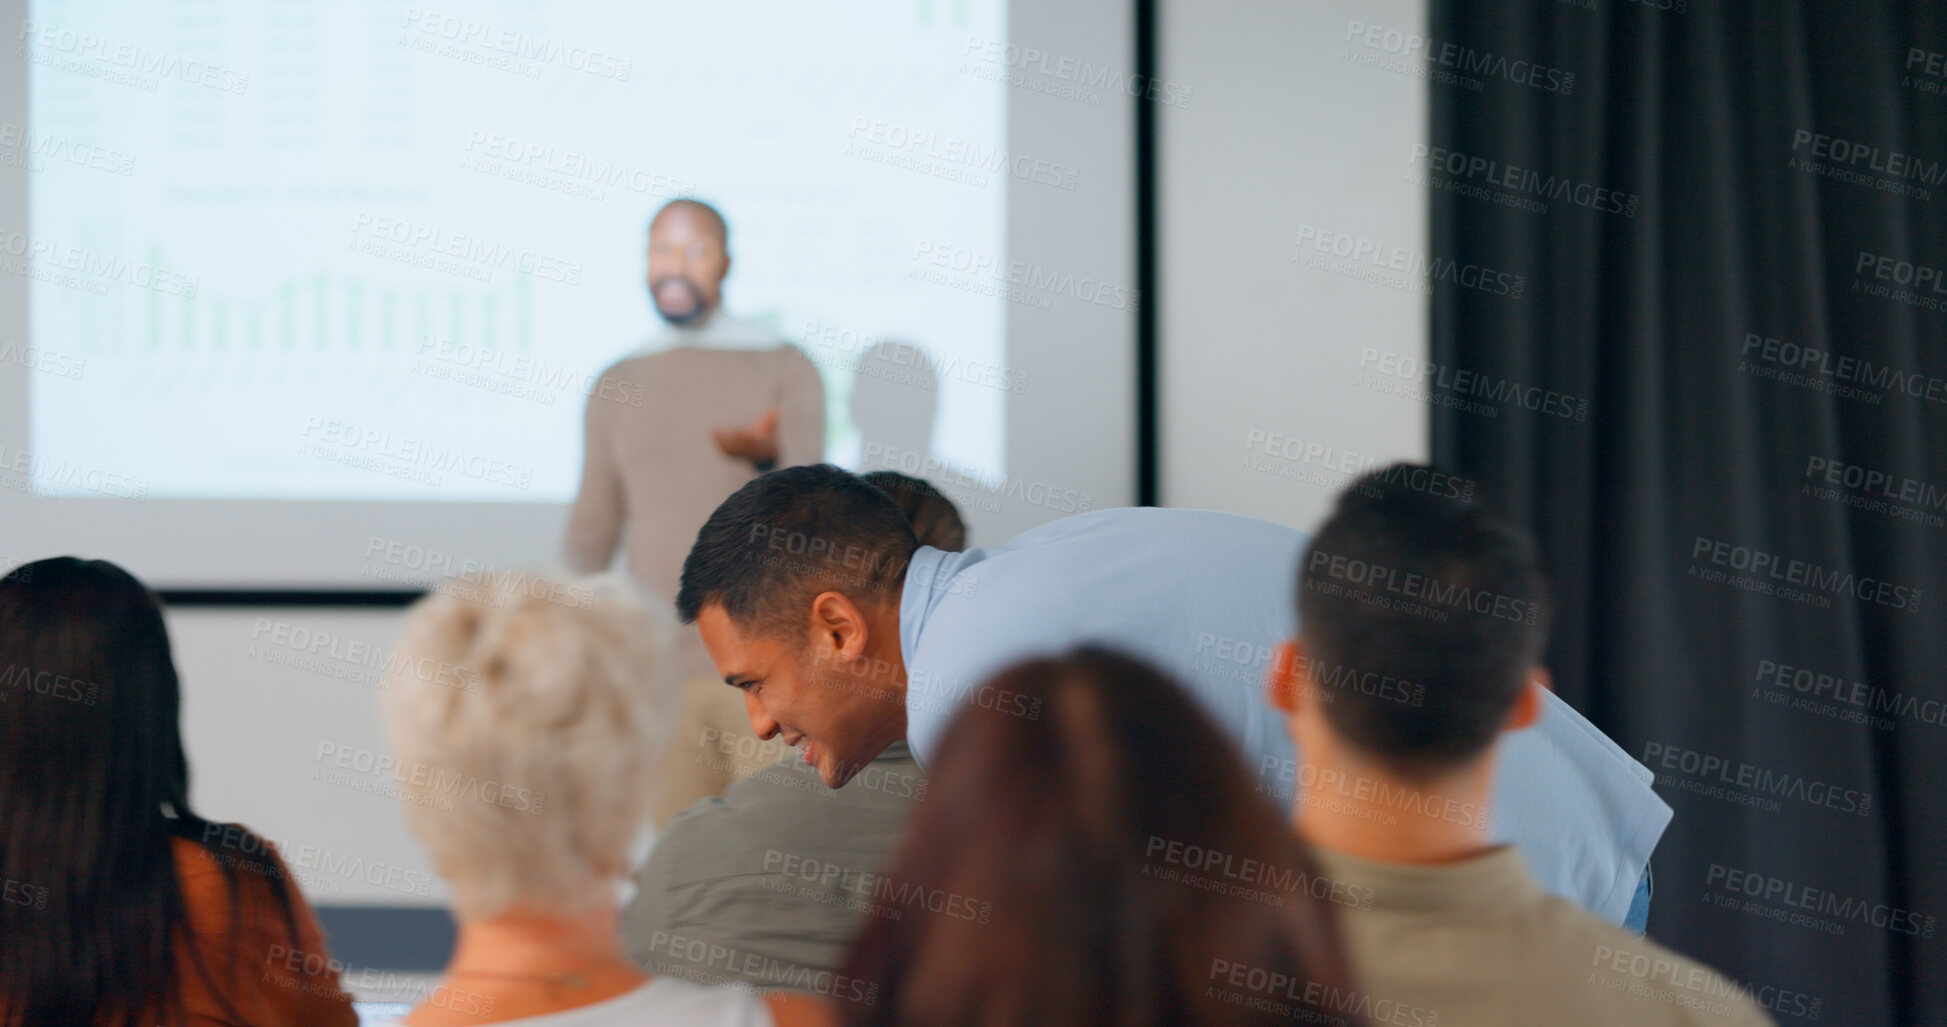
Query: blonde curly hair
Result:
<box><xmin>382</xmin><ymin>571</ymin><xmax>674</xmax><ymax>919</ymax></box>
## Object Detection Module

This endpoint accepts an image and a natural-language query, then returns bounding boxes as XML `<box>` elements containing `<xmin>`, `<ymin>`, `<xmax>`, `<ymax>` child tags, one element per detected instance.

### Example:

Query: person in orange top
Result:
<box><xmin>0</xmin><ymin>557</ymin><xmax>357</xmax><ymax>1027</ymax></box>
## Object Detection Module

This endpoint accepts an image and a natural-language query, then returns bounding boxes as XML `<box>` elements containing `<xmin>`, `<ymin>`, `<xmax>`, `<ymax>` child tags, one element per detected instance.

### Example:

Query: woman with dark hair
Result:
<box><xmin>0</xmin><ymin>558</ymin><xmax>356</xmax><ymax>1027</ymax></box>
<box><xmin>837</xmin><ymin>646</ymin><xmax>1361</xmax><ymax>1027</ymax></box>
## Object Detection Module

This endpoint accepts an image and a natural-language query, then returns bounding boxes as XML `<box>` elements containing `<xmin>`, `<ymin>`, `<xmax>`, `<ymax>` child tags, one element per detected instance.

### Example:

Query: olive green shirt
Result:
<box><xmin>623</xmin><ymin>743</ymin><xmax>924</xmax><ymax>991</ymax></box>
<box><xmin>1302</xmin><ymin>847</ymin><xmax>1776</xmax><ymax>1027</ymax></box>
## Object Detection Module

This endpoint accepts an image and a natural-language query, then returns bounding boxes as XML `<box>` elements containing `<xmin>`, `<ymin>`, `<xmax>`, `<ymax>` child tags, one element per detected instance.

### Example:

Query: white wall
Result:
<box><xmin>1158</xmin><ymin>0</ymin><xmax>1429</xmax><ymax>531</ymax></box>
<box><xmin>172</xmin><ymin>608</ymin><xmax>442</xmax><ymax>907</ymax></box>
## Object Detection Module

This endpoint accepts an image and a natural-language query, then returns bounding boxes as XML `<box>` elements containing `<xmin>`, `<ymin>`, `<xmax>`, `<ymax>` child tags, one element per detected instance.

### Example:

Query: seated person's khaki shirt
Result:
<box><xmin>624</xmin><ymin>742</ymin><xmax>924</xmax><ymax>991</ymax></box>
<box><xmin>1307</xmin><ymin>847</ymin><xmax>1776</xmax><ymax>1027</ymax></box>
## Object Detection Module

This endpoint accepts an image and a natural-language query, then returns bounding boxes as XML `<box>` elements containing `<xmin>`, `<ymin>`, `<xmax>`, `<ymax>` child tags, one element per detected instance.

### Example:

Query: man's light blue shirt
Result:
<box><xmin>898</xmin><ymin>507</ymin><xmax>1671</xmax><ymax>926</ymax></box>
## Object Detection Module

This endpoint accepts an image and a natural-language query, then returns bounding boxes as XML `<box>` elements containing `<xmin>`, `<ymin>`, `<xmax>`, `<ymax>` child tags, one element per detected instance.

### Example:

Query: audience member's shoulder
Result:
<box><xmin>647</xmin><ymin>764</ymin><xmax>827</xmax><ymax>874</ymax></box>
<box><xmin>174</xmin><ymin>831</ymin><xmax>223</xmax><ymax>875</ymax></box>
<box><xmin>1524</xmin><ymin>894</ymin><xmax>1776</xmax><ymax>1026</ymax></box>
<box><xmin>173</xmin><ymin>827</ymin><xmax>283</xmax><ymax>888</ymax></box>
<box><xmin>651</xmin><ymin>747</ymin><xmax>920</xmax><ymax>878</ymax></box>
<box><xmin>169</xmin><ymin>829</ymin><xmax>313</xmax><ymax>949</ymax></box>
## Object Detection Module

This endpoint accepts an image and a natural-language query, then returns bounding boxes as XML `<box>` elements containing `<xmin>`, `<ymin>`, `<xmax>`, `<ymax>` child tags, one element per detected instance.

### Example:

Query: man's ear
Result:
<box><xmin>1505</xmin><ymin>667</ymin><xmax>1550</xmax><ymax>731</ymax></box>
<box><xmin>1267</xmin><ymin>639</ymin><xmax>1307</xmax><ymax>714</ymax></box>
<box><xmin>807</xmin><ymin>591</ymin><xmax>870</xmax><ymax>662</ymax></box>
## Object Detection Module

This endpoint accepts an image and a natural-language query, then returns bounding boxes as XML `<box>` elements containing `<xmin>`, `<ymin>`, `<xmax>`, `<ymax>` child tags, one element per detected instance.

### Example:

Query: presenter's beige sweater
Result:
<box><xmin>564</xmin><ymin>343</ymin><xmax>826</xmax><ymax>671</ymax></box>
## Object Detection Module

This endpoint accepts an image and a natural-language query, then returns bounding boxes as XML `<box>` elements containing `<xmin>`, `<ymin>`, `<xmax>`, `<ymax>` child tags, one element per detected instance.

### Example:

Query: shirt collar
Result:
<box><xmin>898</xmin><ymin>545</ymin><xmax>948</xmax><ymax>669</ymax></box>
<box><xmin>1311</xmin><ymin>845</ymin><xmax>1544</xmax><ymax>916</ymax></box>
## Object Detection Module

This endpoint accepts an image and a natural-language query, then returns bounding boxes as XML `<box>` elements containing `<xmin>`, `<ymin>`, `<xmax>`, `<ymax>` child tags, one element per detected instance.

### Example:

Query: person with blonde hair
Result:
<box><xmin>373</xmin><ymin>572</ymin><xmax>835</xmax><ymax>1026</ymax></box>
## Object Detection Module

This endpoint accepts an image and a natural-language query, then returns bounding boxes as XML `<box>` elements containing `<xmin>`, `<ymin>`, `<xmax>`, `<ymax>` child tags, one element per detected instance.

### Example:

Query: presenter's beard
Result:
<box><xmin>651</xmin><ymin>277</ymin><xmax>709</xmax><ymax>326</ymax></box>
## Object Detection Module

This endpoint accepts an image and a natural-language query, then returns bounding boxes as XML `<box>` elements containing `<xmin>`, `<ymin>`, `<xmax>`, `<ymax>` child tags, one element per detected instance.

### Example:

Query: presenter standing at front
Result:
<box><xmin>565</xmin><ymin>198</ymin><xmax>826</xmax><ymax>827</ymax></box>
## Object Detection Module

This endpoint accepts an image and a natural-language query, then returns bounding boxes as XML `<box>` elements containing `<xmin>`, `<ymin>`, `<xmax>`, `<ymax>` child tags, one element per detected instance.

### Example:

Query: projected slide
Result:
<box><xmin>26</xmin><ymin>0</ymin><xmax>1006</xmax><ymax>501</ymax></box>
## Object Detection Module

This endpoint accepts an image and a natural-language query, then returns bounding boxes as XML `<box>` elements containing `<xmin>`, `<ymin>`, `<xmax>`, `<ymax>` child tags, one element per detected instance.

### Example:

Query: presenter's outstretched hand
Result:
<box><xmin>712</xmin><ymin>406</ymin><xmax>781</xmax><ymax>467</ymax></box>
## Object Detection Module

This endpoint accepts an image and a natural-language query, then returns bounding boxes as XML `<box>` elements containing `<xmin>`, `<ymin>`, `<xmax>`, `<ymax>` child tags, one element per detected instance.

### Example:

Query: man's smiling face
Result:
<box><xmin>694</xmin><ymin>602</ymin><xmax>904</xmax><ymax>788</ymax></box>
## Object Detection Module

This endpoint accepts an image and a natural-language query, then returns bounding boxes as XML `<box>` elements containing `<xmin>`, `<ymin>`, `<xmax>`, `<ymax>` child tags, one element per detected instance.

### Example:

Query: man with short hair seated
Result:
<box><xmin>623</xmin><ymin>472</ymin><xmax>962</xmax><ymax>990</ymax></box>
<box><xmin>1265</xmin><ymin>467</ymin><xmax>1772</xmax><ymax>1026</ymax></box>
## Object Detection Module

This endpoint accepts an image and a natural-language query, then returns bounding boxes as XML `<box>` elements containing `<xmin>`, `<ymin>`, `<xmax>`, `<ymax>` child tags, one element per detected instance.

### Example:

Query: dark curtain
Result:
<box><xmin>1427</xmin><ymin>2</ymin><xmax>1947</xmax><ymax>1023</ymax></box>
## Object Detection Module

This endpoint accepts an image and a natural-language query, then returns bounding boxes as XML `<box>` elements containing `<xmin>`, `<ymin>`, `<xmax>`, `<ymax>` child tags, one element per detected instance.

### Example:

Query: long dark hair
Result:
<box><xmin>0</xmin><ymin>557</ymin><xmax>301</xmax><ymax>1026</ymax></box>
<box><xmin>839</xmin><ymin>647</ymin><xmax>1361</xmax><ymax>1027</ymax></box>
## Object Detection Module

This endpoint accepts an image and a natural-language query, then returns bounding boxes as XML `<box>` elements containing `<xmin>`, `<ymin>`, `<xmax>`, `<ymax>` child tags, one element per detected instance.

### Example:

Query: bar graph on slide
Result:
<box><xmin>142</xmin><ymin>269</ymin><xmax>534</xmax><ymax>356</ymax></box>
<box><xmin>28</xmin><ymin>0</ymin><xmax>1007</xmax><ymax>501</ymax></box>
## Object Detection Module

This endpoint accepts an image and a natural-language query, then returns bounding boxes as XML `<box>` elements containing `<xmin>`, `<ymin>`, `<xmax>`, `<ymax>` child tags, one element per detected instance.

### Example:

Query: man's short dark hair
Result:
<box><xmin>1297</xmin><ymin>464</ymin><xmax>1550</xmax><ymax>781</ymax></box>
<box><xmin>677</xmin><ymin>465</ymin><xmax>920</xmax><ymax>634</ymax></box>
<box><xmin>860</xmin><ymin>471</ymin><xmax>967</xmax><ymax>552</ymax></box>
